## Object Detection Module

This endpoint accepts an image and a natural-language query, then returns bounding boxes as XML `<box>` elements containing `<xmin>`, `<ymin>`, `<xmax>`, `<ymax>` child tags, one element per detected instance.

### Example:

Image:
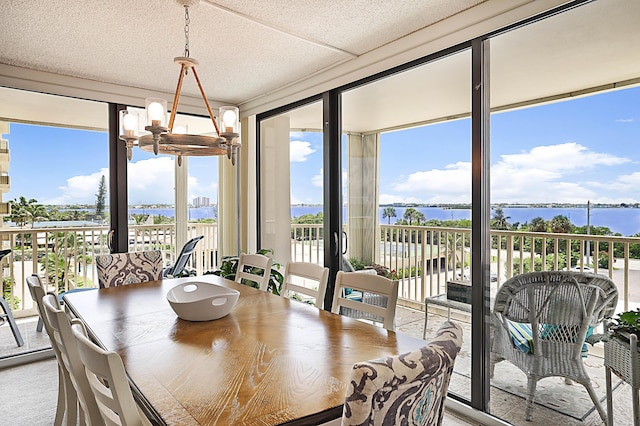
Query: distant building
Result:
<box><xmin>0</xmin><ymin>122</ymin><xmax>10</xmax><ymax>228</ymax></box>
<box><xmin>193</xmin><ymin>196</ymin><xmax>210</xmax><ymax>208</ymax></box>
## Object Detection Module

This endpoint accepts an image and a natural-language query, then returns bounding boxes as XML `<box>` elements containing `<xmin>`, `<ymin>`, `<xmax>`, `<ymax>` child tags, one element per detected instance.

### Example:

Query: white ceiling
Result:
<box><xmin>0</xmin><ymin>0</ymin><xmax>638</xmax><ymax>133</ymax></box>
<box><xmin>0</xmin><ymin>0</ymin><xmax>485</xmax><ymax>107</ymax></box>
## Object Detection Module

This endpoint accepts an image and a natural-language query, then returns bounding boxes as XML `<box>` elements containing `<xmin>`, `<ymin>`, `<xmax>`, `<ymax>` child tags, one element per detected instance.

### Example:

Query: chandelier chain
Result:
<box><xmin>184</xmin><ymin>6</ymin><xmax>190</xmax><ymax>58</ymax></box>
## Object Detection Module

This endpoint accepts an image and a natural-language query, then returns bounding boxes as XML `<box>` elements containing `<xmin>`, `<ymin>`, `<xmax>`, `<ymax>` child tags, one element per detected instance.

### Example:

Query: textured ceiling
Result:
<box><xmin>0</xmin><ymin>0</ymin><xmax>485</xmax><ymax>106</ymax></box>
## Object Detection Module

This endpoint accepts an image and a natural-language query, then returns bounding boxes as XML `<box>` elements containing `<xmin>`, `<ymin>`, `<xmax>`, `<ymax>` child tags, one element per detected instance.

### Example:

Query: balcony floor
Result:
<box><xmin>0</xmin><ymin>308</ymin><xmax>634</xmax><ymax>425</ymax></box>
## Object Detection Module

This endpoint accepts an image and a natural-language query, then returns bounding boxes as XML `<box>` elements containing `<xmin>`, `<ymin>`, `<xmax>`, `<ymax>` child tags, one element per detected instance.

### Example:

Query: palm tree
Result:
<box><xmin>39</xmin><ymin>232</ymin><xmax>86</xmax><ymax>292</ymax></box>
<box><xmin>491</xmin><ymin>207</ymin><xmax>510</xmax><ymax>230</ymax></box>
<box><xmin>403</xmin><ymin>208</ymin><xmax>425</xmax><ymax>226</ymax></box>
<box><xmin>529</xmin><ymin>217</ymin><xmax>547</xmax><ymax>232</ymax></box>
<box><xmin>382</xmin><ymin>207</ymin><xmax>397</xmax><ymax>224</ymax></box>
<box><xmin>549</xmin><ymin>215</ymin><xmax>572</xmax><ymax>234</ymax></box>
<box><xmin>10</xmin><ymin>196</ymin><xmax>47</xmax><ymax>228</ymax></box>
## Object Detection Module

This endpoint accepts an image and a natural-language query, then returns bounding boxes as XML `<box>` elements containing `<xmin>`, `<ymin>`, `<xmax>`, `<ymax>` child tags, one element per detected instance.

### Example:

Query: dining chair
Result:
<box><xmin>95</xmin><ymin>250</ymin><xmax>163</xmax><ymax>288</ymax></box>
<box><xmin>235</xmin><ymin>252</ymin><xmax>272</xmax><ymax>292</ymax></box>
<box><xmin>281</xmin><ymin>261</ymin><xmax>329</xmax><ymax>308</ymax></box>
<box><xmin>43</xmin><ymin>293</ymin><xmax>105</xmax><ymax>426</ymax></box>
<box><xmin>341</xmin><ymin>321</ymin><xmax>463</xmax><ymax>426</ymax></box>
<box><xmin>162</xmin><ymin>235</ymin><xmax>203</xmax><ymax>278</ymax></box>
<box><xmin>490</xmin><ymin>271</ymin><xmax>618</xmax><ymax>422</ymax></box>
<box><xmin>331</xmin><ymin>271</ymin><xmax>399</xmax><ymax>331</ymax></box>
<box><xmin>71</xmin><ymin>322</ymin><xmax>153</xmax><ymax>426</ymax></box>
<box><xmin>26</xmin><ymin>274</ymin><xmax>77</xmax><ymax>426</ymax></box>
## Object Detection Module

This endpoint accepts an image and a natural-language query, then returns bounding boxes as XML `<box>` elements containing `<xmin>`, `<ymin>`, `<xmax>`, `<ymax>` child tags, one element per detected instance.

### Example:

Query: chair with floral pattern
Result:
<box><xmin>341</xmin><ymin>321</ymin><xmax>463</xmax><ymax>426</ymax></box>
<box><xmin>95</xmin><ymin>251</ymin><xmax>163</xmax><ymax>288</ymax></box>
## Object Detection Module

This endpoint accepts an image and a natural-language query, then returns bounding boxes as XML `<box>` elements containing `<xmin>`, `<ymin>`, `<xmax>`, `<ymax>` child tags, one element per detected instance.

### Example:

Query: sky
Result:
<box><xmin>290</xmin><ymin>85</ymin><xmax>640</xmax><ymax>205</ymax></box>
<box><xmin>1</xmin><ymin>85</ymin><xmax>638</xmax><ymax>207</ymax></box>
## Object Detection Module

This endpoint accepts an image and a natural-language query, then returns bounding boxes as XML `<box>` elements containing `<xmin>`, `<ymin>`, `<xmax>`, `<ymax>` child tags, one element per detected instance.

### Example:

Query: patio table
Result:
<box><xmin>63</xmin><ymin>275</ymin><xmax>426</xmax><ymax>426</ymax></box>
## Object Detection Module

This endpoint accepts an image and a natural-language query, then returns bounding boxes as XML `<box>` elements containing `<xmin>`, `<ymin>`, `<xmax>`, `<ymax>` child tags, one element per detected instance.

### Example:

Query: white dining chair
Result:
<box><xmin>235</xmin><ymin>253</ymin><xmax>273</xmax><ymax>292</ymax></box>
<box><xmin>281</xmin><ymin>261</ymin><xmax>329</xmax><ymax>308</ymax></box>
<box><xmin>71</xmin><ymin>322</ymin><xmax>153</xmax><ymax>426</ymax></box>
<box><xmin>26</xmin><ymin>274</ymin><xmax>76</xmax><ymax>426</ymax></box>
<box><xmin>43</xmin><ymin>294</ymin><xmax>105</xmax><ymax>426</ymax></box>
<box><xmin>331</xmin><ymin>271</ymin><xmax>399</xmax><ymax>331</ymax></box>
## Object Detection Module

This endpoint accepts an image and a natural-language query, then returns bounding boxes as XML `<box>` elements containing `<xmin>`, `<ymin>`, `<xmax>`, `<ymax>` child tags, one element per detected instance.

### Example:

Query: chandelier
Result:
<box><xmin>118</xmin><ymin>0</ymin><xmax>240</xmax><ymax>166</ymax></box>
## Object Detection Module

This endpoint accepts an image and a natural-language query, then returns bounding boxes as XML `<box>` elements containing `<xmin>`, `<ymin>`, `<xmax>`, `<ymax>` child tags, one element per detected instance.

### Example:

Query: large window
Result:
<box><xmin>489</xmin><ymin>1</ymin><xmax>640</xmax><ymax>423</ymax></box>
<box><xmin>0</xmin><ymin>87</ymin><xmax>108</xmax><ymax>360</ymax></box>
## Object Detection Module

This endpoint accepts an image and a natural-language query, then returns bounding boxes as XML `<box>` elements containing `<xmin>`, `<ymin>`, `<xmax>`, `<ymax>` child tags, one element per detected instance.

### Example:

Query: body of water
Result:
<box><xmin>291</xmin><ymin>205</ymin><xmax>640</xmax><ymax>237</ymax></box>
<box><xmin>124</xmin><ymin>205</ymin><xmax>640</xmax><ymax>236</ymax></box>
<box><xmin>129</xmin><ymin>207</ymin><xmax>216</xmax><ymax>221</ymax></box>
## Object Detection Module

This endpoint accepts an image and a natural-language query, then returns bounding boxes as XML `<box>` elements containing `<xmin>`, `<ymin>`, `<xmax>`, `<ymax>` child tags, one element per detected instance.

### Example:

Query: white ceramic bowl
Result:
<box><xmin>166</xmin><ymin>281</ymin><xmax>240</xmax><ymax>321</ymax></box>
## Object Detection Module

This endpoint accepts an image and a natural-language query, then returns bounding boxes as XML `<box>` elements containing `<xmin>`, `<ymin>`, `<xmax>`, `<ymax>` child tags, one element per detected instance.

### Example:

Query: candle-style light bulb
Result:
<box><xmin>148</xmin><ymin>102</ymin><xmax>165</xmax><ymax>126</ymax></box>
<box><xmin>222</xmin><ymin>109</ymin><xmax>237</xmax><ymax>133</ymax></box>
<box><xmin>123</xmin><ymin>113</ymin><xmax>138</xmax><ymax>136</ymax></box>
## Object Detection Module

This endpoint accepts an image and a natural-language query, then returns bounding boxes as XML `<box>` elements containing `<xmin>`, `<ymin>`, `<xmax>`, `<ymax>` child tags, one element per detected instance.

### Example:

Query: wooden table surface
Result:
<box><xmin>63</xmin><ymin>275</ymin><xmax>427</xmax><ymax>426</ymax></box>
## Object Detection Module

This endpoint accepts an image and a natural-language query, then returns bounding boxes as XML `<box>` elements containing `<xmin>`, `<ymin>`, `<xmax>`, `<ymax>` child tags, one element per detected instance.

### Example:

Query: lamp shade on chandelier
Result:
<box><xmin>118</xmin><ymin>0</ymin><xmax>240</xmax><ymax>166</ymax></box>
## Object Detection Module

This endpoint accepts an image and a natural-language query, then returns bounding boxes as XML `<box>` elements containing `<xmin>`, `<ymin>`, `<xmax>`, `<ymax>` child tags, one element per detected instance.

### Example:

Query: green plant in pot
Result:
<box><xmin>208</xmin><ymin>248</ymin><xmax>284</xmax><ymax>295</ymax></box>
<box><xmin>588</xmin><ymin>308</ymin><xmax>640</xmax><ymax>345</ymax></box>
<box><xmin>608</xmin><ymin>308</ymin><xmax>640</xmax><ymax>343</ymax></box>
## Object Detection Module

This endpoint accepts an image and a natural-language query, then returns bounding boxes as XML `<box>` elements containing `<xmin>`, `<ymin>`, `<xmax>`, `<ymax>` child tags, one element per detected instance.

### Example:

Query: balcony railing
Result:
<box><xmin>291</xmin><ymin>223</ymin><xmax>639</xmax><ymax>312</ymax></box>
<box><xmin>6</xmin><ymin>220</ymin><xmax>636</xmax><ymax>319</ymax></box>
<box><xmin>2</xmin><ymin>223</ymin><xmax>218</xmax><ymax>318</ymax></box>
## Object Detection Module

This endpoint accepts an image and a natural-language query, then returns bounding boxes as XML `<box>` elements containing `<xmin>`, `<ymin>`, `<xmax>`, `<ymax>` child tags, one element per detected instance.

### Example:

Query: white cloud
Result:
<box><xmin>127</xmin><ymin>157</ymin><xmax>176</xmax><ymax>204</ymax></box>
<box><xmin>290</xmin><ymin>140</ymin><xmax>316</xmax><ymax>162</ymax></box>
<box><xmin>45</xmin><ymin>156</ymin><xmax>196</xmax><ymax>205</ymax></box>
<box><xmin>45</xmin><ymin>168</ymin><xmax>109</xmax><ymax>205</ymax></box>
<box><xmin>391</xmin><ymin>162</ymin><xmax>471</xmax><ymax>203</ymax></box>
<box><xmin>616</xmin><ymin>118</ymin><xmax>635</xmax><ymax>123</ymax></box>
<box><xmin>312</xmin><ymin>168</ymin><xmax>323</xmax><ymax>187</ymax></box>
<box><xmin>386</xmin><ymin>143</ymin><xmax>630</xmax><ymax>204</ymax></box>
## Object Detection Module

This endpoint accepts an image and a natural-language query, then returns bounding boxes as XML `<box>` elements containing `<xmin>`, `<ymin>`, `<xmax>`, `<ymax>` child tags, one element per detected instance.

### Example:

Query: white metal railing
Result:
<box><xmin>2</xmin><ymin>223</ymin><xmax>218</xmax><ymax>318</ymax></box>
<box><xmin>290</xmin><ymin>223</ymin><xmax>640</xmax><ymax>312</ymax></box>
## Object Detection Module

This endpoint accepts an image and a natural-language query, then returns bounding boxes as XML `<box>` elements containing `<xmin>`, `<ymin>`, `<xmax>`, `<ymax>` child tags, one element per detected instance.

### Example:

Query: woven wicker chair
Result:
<box><xmin>490</xmin><ymin>271</ymin><xmax>618</xmax><ymax>422</ymax></box>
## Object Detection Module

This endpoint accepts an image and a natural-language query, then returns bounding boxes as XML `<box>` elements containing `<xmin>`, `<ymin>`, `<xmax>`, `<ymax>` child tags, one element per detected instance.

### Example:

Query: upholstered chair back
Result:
<box><xmin>95</xmin><ymin>251</ymin><xmax>163</xmax><ymax>288</ymax></box>
<box><xmin>342</xmin><ymin>321</ymin><xmax>463</xmax><ymax>426</ymax></box>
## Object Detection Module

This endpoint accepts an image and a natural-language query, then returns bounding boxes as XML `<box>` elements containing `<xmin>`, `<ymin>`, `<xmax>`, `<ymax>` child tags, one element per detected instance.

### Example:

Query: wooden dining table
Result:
<box><xmin>63</xmin><ymin>275</ymin><xmax>428</xmax><ymax>425</ymax></box>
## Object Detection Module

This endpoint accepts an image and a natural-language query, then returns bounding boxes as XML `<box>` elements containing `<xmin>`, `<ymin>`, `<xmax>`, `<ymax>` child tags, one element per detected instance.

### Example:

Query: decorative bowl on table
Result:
<box><xmin>166</xmin><ymin>281</ymin><xmax>240</xmax><ymax>321</ymax></box>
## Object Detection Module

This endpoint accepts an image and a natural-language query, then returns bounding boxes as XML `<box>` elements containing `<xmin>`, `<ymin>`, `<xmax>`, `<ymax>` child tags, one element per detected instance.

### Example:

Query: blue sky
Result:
<box><xmin>1</xmin><ymin>86</ymin><xmax>638</xmax><ymax>206</ymax></box>
<box><xmin>290</xmin><ymin>86</ymin><xmax>639</xmax><ymax>205</ymax></box>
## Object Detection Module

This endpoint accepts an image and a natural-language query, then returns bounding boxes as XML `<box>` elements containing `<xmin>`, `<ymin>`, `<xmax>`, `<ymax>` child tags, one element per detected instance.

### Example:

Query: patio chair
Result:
<box><xmin>43</xmin><ymin>294</ymin><xmax>105</xmax><ymax>426</ymax></box>
<box><xmin>95</xmin><ymin>250</ymin><xmax>163</xmax><ymax>288</ymax></box>
<box><xmin>341</xmin><ymin>321</ymin><xmax>463</xmax><ymax>426</ymax></box>
<box><xmin>162</xmin><ymin>235</ymin><xmax>203</xmax><ymax>278</ymax></box>
<box><xmin>235</xmin><ymin>253</ymin><xmax>272</xmax><ymax>292</ymax></box>
<box><xmin>0</xmin><ymin>249</ymin><xmax>23</xmax><ymax>347</ymax></box>
<box><xmin>70</xmin><ymin>321</ymin><xmax>152</xmax><ymax>426</ymax></box>
<box><xmin>490</xmin><ymin>271</ymin><xmax>618</xmax><ymax>422</ymax></box>
<box><xmin>331</xmin><ymin>271</ymin><xmax>399</xmax><ymax>331</ymax></box>
<box><xmin>281</xmin><ymin>261</ymin><xmax>329</xmax><ymax>308</ymax></box>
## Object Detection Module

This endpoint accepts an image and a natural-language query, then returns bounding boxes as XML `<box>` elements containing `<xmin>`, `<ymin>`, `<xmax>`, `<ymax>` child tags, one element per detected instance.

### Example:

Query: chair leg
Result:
<box><xmin>583</xmin><ymin>380</ymin><xmax>608</xmax><ymax>424</ymax></box>
<box><xmin>0</xmin><ymin>296</ymin><xmax>24</xmax><ymax>347</ymax></box>
<box><xmin>62</xmin><ymin>371</ymin><xmax>78</xmax><ymax>426</ymax></box>
<box><xmin>525</xmin><ymin>376</ymin><xmax>538</xmax><ymax>421</ymax></box>
<box><xmin>36</xmin><ymin>316</ymin><xmax>44</xmax><ymax>332</ymax></box>
<box><xmin>54</xmin><ymin>365</ymin><xmax>65</xmax><ymax>426</ymax></box>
